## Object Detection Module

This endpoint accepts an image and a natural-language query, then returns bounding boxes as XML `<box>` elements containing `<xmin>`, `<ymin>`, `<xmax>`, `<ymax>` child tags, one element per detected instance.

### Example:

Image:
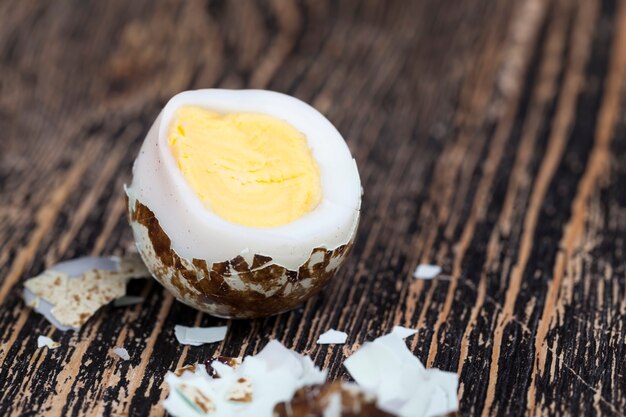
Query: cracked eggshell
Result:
<box><xmin>126</xmin><ymin>89</ymin><xmax>361</xmax><ymax>318</ymax></box>
<box><xmin>23</xmin><ymin>255</ymin><xmax>149</xmax><ymax>331</ymax></box>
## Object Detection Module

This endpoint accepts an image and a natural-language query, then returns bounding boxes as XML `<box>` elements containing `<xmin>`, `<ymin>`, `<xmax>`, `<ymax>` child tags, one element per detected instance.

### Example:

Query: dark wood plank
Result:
<box><xmin>1</xmin><ymin>0</ymin><xmax>625</xmax><ymax>415</ymax></box>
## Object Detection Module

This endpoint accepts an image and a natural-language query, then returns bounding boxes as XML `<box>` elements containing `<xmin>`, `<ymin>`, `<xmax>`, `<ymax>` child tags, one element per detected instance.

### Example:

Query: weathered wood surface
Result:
<box><xmin>1</xmin><ymin>0</ymin><xmax>626</xmax><ymax>415</ymax></box>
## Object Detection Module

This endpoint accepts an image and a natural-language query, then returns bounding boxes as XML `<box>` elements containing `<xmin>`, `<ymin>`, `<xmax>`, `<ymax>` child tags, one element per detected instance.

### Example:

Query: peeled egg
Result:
<box><xmin>126</xmin><ymin>89</ymin><xmax>361</xmax><ymax>318</ymax></box>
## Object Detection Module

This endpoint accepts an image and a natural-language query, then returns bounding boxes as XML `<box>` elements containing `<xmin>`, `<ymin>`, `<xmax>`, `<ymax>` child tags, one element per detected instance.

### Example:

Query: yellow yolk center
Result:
<box><xmin>168</xmin><ymin>106</ymin><xmax>322</xmax><ymax>227</ymax></box>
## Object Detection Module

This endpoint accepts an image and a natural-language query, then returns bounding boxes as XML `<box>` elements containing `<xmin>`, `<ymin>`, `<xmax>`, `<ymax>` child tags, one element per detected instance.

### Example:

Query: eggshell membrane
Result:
<box><xmin>127</xmin><ymin>89</ymin><xmax>361</xmax><ymax>318</ymax></box>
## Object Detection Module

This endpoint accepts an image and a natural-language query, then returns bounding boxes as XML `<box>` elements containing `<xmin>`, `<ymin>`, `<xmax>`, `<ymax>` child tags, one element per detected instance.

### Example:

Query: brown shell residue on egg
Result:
<box><xmin>128</xmin><ymin>199</ymin><xmax>354</xmax><ymax>318</ymax></box>
<box><xmin>204</xmin><ymin>356</ymin><xmax>242</xmax><ymax>378</ymax></box>
<box><xmin>273</xmin><ymin>382</ymin><xmax>394</xmax><ymax>417</ymax></box>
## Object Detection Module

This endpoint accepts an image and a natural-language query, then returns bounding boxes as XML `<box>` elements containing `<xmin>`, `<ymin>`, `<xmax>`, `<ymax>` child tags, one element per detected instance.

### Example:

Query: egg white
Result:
<box><xmin>127</xmin><ymin>89</ymin><xmax>361</xmax><ymax>270</ymax></box>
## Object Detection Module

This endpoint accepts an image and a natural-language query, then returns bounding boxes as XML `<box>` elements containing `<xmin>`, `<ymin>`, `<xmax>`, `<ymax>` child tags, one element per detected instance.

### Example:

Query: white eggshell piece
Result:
<box><xmin>316</xmin><ymin>329</ymin><xmax>348</xmax><ymax>345</ymax></box>
<box><xmin>343</xmin><ymin>332</ymin><xmax>459</xmax><ymax>417</ymax></box>
<box><xmin>413</xmin><ymin>264</ymin><xmax>442</xmax><ymax>280</ymax></box>
<box><xmin>113</xmin><ymin>347</ymin><xmax>131</xmax><ymax>361</ymax></box>
<box><xmin>174</xmin><ymin>325</ymin><xmax>228</xmax><ymax>346</ymax></box>
<box><xmin>37</xmin><ymin>335</ymin><xmax>60</xmax><ymax>349</ymax></box>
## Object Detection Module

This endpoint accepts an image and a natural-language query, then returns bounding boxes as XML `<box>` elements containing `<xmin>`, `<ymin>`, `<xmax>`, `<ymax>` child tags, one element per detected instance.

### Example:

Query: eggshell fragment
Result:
<box><xmin>413</xmin><ymin>264</ymin><xmax>442</xmax><ymax>279</ymax></box>
<box><xmin>37</xmin><ymin>335</ymin><xmax>60</xmax><ymax>349</ymax></box>
<box><xmin>343</xmin><ymin>333</ymin><xmax>458</xmax><ymax>417</ymax></box>
<box><xmin>23</xmin><ymin>255</ymin><xmax>149</xmax><ymax>331</ymax></box>
<box><xmin>112</xmin><ymin>347</ymin><xmax>130</xmax><ymax>361</ymax></box>
<box><xmin>317</xmin><ymin>329</ymin><xmax>348</xmax><ymax>345</ymax></box>
<box><xmin>174</xmin><ymin>325</ymin><xmax>228</xmax><ymax>346</ymax></box>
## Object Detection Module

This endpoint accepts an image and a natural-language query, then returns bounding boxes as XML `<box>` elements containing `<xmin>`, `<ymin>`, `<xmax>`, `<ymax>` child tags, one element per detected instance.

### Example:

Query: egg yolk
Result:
<box><xmin>168</xmin><ymin>106</ymin><xmax>322</xmax><ymax>228</ymax></box>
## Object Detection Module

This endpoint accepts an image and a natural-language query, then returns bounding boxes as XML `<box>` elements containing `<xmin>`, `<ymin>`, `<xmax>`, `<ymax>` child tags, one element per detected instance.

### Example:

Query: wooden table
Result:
<box><xmin>1</xmin><ymin>0</ymin><xmax>625</xmax><ymax>415</ymax></box>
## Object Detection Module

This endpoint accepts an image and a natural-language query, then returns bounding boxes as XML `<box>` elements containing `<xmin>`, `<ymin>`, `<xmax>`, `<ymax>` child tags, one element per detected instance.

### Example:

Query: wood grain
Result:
<box><xmin>1</xmin><ymin>0</ymin><xmax>626</xmax><ymax>415</ymax></box>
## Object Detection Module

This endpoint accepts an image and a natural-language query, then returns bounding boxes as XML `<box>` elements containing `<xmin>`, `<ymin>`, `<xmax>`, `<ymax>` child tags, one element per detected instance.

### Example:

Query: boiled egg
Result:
<box><xmin>126</xmin><ymin>89</ymin><xmax>361</xmax><ymax>318</ymax></box>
